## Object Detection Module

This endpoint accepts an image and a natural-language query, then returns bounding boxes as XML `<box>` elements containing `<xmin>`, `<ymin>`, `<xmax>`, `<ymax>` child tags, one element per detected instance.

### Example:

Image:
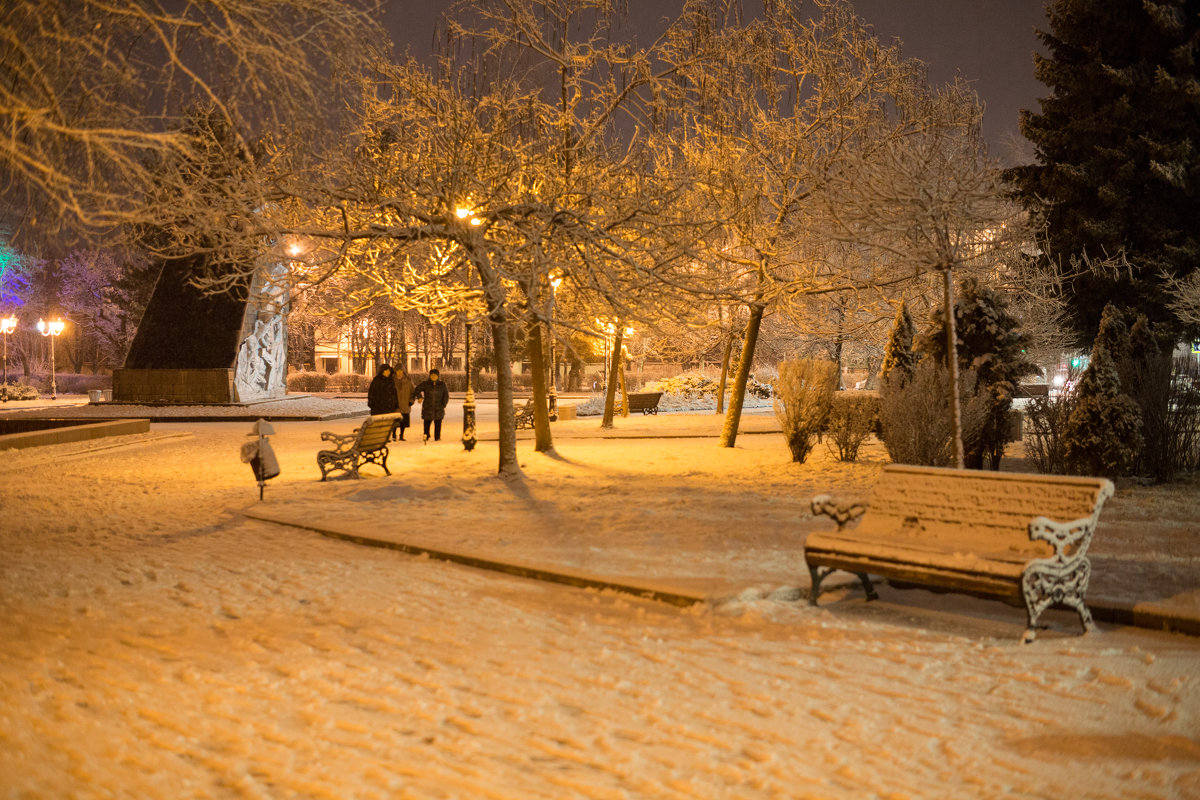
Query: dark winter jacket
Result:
<box><xmin>412</xmin><ymin>377</ymin><xmax>450</xmax><ymax>421</ymax></box>
<box><xmin>367</xmin><ymin>365</ymin><xmax>400</xmax><ymax>415</ymax></box>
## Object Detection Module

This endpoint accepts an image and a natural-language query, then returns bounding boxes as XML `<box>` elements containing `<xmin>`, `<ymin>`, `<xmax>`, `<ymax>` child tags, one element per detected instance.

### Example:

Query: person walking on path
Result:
<box><xmin>367</xmin><ymin>363</ymin><xmax>400</xmax><ymax>417</ymax></box>
<box><xmin>412</xmin><ymin>368</ymin><xmax>450</xmax><ymax>441</ymax></box>
<box><xmin>392</xmin><ymin>365</ymin><xmax>416</xmax><ymax>441</ymax></box>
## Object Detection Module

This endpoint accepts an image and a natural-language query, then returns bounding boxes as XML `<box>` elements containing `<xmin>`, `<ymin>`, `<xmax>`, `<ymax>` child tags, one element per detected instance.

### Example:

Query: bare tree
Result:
<box><xmin>1166</xmin><ymin>271</ymin><xmax>1200</xmax><ymax>329</ymax></box>
<box><xmin>273</xmin><ymin>0</ymin><xmax>719</xmax><ymax>477</ymax></box>
<box><xmin>820</xmin><ymin>81</ymin><xmax>1029</xmax><ymax>466</ymax></box>
<box><xmin>1</xmin><ymin>0</ymin><xmax>383</xmax><ymax>265</ymax></box>
<box><xmin>657</xmin><ymin>0</ymin><xmax>935</xmax><ymax>447</ymax></box>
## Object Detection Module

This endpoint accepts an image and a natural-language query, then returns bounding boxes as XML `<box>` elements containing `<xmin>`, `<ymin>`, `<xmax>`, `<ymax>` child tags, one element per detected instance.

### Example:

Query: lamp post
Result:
<box><xmin>37</xmin><ymin>318</ymin><xmax>64</xmax><ymax>400</ymax></box>
<box><xmin>1</xmin><ymin>314</ymin><xmax>16</xmax><ymax>400</ymax></box>
<box><xmin>547</xmin><ymin>273</ymin><xmax>562</xmax><ymax>421</ymax></box>
<box><xmin>462</xmin><ymin>314</ymin><xmax>477</xmax><ymax>451</ymax></box>
<box><xmin>456</xmin><ymin>205</ymin><xmax>482</xmax><ymax>452</ymax></box>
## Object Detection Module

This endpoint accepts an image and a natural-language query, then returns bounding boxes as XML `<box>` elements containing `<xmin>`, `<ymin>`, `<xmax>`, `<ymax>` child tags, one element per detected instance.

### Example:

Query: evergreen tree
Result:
<box><xmin>920</xmin><ymin>278</ymin><xmax>1036</xmax><ymax>469</ymax></box>
<box><xmin>1063</xmin><ymin>304</ymin><xmax>1143</xmax><ymax>477</ymax></box>
<box><xmin>1007</xmin><ymin>0</ymin><xmax>1200</xmax><ymax>342</ymax></box>
<box><xmin>879</xmin><ymin>302</ymin><xmax>918</xmax><ymax>385</ymax></box>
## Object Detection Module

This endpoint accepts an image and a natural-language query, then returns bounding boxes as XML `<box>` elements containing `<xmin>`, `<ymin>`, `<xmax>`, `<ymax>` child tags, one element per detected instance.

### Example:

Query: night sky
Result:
<box><xmin>382</xmin><ymin>0</ymin><xmax>1049</xmax><ymax>165</ymax></box>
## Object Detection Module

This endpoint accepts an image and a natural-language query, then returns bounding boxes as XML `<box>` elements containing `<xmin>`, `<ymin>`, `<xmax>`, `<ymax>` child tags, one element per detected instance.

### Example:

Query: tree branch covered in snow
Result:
<box><xmin>0</xmin><ymin>0</ymin><xmax>384</xmax><ymax>250</ymax></box>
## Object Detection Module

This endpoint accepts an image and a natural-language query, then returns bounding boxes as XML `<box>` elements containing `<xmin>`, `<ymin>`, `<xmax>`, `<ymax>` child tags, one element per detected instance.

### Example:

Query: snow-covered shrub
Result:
<box><xmin>919</xmin><ymin>278</ymin><xmax>1035</xmax><ymax>470</ymax></box>
<box><xmin>325</xmin><ymin>372</ymin><xmax>372</xmax><ymax>393</ymax></box>
<box><xmin>879</xmin><ymin>360</ymin><xmax>987</xmax><ymax>467</ymax></box>
<box><xmin>1063</xmin><ymin>352</ymin><xmax>1142</xmax><ymax>478</ymax></box>
<box><xmin>1122</xmin><ymin>314</ymin><xmax>1200</xmax><ymax>482</ymax></box>
<box><xmin>643</xmin><ymin>372</ymin><xmax>773</xmax><ymax>400</ymax></box>
<box><xmin>0</xmin><ymin>381</ymin><xmax>39</xmax><ymax>401</ymax></box>
<box><xmin>746</xmin><ymin>376</ymin><xmax>773</xmax><ymax>399</ymax></box>
<box><xmin>644</xmin><ymin>374</ymin><xmax>719</xmax><ymax>399</ymax></box>
<box><xmin>773</xmin><ymin>359</ymin><xmax>838</xmax><ymax>463</ymax></box>
<box><xmin>1023</xmin><ymin>392</ymin><xmax>1078</xmax><ymax>474</ymax></box>
<box><xmin>824</xmin><ymin>392</ymin><xmax>879</xmax><ymax>462</ymax></box>
<box><xmin>287</xmin><ymin>370</ymin><xmax>328</xmax><ymax>393</ymax></box>
<box><xmin>1063</xmin><ymin>306</ymin><xmax>1143</xmax><ymax>478</ymax></box>
<box><xmin>51</xmin><ymin>373</ymin><xmax>111</xmax><ymax>394</ymax></box>
<box><xmin>573</xmin><ymin>371</ymin><xmax>774</xmax><ymax>416</ymax></box>
<box><xmin>880</xmin><ymin>302</ymin><xmax>918</xmax><ymax>384</ymax></box>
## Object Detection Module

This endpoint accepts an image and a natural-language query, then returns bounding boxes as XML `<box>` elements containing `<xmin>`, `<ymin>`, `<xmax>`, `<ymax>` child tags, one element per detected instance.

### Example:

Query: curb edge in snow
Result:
<box><xmin>242</xmin><ymin>508</ymin><xmax>706</xmax><ymax>609</ymax></box>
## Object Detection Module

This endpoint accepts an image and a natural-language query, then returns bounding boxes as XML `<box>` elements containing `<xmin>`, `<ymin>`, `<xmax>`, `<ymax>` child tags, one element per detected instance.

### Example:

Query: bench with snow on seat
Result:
<box><xmin>626</xmin><ymin>391</ymin><xmax>663</xmax><ymax>415</ymax></box>
<box><xmin>316</xmin><ymin>413</ymin><xmax>402</xmax><ymax>480</ymax></box>
<box><xmin>806</xmin><ymin>464</ymin><xmax>1114</xmax><ymax>643</ymax></box>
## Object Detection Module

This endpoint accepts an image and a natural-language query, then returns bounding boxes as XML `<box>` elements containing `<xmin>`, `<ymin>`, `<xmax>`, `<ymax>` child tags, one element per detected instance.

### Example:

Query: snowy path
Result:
<box><xmin>2</xmin><ymin>420</ymin><xmax>1199</xmax><ymax>798</ymax></box>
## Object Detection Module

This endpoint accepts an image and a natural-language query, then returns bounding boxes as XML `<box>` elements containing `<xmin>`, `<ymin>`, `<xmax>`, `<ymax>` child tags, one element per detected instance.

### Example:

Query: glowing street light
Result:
<box><xmin>37</xmin><ymin>318</ymin><xmax>65</xmax><ymax>400</ymax></box>
<box><xmin>1</xmin><ymin>314</ymin><xmax>16</xmax><ymax>400</ymax></box>
<box><xmin>456</xmin><ymin>206</ymin><xmax>482</xmax><ymax>226</ymax></box>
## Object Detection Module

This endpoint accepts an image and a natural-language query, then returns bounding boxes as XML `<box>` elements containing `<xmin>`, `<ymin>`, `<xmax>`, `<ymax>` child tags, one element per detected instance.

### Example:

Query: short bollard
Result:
<box><xmin>240</xmin><ymin>418</ymin><xmax>280</xmax><ymax>500</ymax></box>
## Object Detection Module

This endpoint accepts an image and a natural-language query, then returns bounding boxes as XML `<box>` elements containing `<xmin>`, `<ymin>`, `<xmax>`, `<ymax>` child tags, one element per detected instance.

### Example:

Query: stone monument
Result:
<box><xmin>113</xmin><ymin>255</ymin><xmax>289</xmax><ymax>404</ymax></box>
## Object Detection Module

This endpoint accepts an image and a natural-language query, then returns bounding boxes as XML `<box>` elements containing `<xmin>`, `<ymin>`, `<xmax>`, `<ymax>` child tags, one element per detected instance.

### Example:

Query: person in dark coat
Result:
<box><xmin>367</xmin><ymin>363</ymin><xmax>400</xmax><ymax>417</ymax></box>
<box><xmin>411</xmin><ymin>368</ymin><xmax>450</xmax><ymax>441</ymax></box>
<box><xmin>391</xmin><ymin>365</ymin><xmax>416</xmax><ymax>441</ymax></box>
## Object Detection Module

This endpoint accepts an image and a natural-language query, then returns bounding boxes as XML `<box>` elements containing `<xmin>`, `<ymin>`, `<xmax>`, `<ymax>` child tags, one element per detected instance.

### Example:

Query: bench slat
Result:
<box><xmin>857</xmin><ymin>465</ymin><xmax>1109</xmax><ymax>548</ymax></box>
<box><xmin>805</xmin><ymin>549</ymin><xmax>1027</xmax><ymax>603</ymax></box>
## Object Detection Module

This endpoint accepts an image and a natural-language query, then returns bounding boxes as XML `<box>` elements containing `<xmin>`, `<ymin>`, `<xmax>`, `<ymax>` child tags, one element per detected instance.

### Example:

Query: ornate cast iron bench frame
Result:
<box><xmin>514</xmin><ymin>399</ymin><xmax>535</xmax><ymax>430</ymax></box>
<box><xmin>316</xmin><ymin>413</ymin><xmax>401</xmax><ymax>480</ymax></box>
<box><xmin>807</xmin><ymin>464</ymin><xmax>1114</xmax><ymax>643</ymax></box>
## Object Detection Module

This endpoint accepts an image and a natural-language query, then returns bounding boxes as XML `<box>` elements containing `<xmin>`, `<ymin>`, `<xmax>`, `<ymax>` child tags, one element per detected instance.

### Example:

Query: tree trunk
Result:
<box><xmin>833</xmin><ymin>335</ymin><xmax>844</xmax><ymax>390</ymax></box>
<box><xmin>528</xmin><ymin>321</ymin><xmax>553</xmax><ymax>452</ymax></box>
<box><xmin>943</xmin><ymin>267</ymin><xmax>965</xmax><ymax>469</ymax></box>
<box><xmin>719</xmin><ymin>304</ymin><xmax>763</xmax><ymax>448</ymax></box>
<box><xmin>618</xmin><ymin>355</ymin><xmax>629</xmax><ymax>417</ymax></box>
<box><xmin>472</xmin><ymin>241</ymin><xmax>521</xmax><ymax>479</ymax></box>
<box><xmin>490</xmin><ymin>317</ymin><xmax>522</xmax><ymax>479</ymax></box>
<box><xmin>601</xmin><ymin>328</ymin><xmax>624</xmax><ymax>429</ymax></box>
<box><xmin>717</xmin><ymin>330</ymin><xmax>734</xmax><ymax>414</ymax></box>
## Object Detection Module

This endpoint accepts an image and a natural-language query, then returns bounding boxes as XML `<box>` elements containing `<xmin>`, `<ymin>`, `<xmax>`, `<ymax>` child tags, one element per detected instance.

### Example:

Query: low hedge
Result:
<box><xmin>286</xmin><ymin>369</ymin><xmax>533</xmax><ymax>394</ymax></box>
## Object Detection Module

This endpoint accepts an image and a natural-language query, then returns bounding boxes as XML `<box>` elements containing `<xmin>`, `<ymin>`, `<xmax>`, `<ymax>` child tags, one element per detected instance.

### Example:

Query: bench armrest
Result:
<box><xmin>1028</xmin><ymin>514</ymin><xmax>1099</xmax><ymax>562</ymax></box>
<box><xmin>319</xmin><ymin>431</ymin><xmax>358</xmax><ymax>450</ymax></box>
<box><xmin>810</xmin><ymin>494</ymin><xmax>869</xmax><ymax>532</ymax></box>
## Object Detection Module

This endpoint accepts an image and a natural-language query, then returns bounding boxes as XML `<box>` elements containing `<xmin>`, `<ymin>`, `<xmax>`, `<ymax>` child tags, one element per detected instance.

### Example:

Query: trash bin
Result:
<box><xmin>241</xmin><ymin>419</ymin><xmax>280</xmax><ymax>500</ymax></box>
<box><xmin>88</xmin><ymin>389</ymin><xmax>103</xmax><ymax>403</ymax></box>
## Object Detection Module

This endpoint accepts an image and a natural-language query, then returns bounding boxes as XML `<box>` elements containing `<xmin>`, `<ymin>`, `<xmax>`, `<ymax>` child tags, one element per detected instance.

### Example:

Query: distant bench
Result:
<box><xmin>626</xmin><ymin>391</ymin><xmax>663</xmax><ymax>415</ymax></box>
<box><xmin>515</xmin><ymin>399</ymin><xmax>535</xmax><ymax>430</ymax></box>
<box><xmin>316</xmin><ymin>413</ymin><xmax>401</xmax><ymax>480</ymax></box>
<box><xmin>807</xmin><ymin>464</ymin><xmax>1114</xmax><ymax>643</ymax></box>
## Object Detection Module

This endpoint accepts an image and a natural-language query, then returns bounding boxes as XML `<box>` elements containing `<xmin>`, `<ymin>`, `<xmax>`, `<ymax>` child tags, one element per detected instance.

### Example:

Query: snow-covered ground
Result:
<box><xmin>2</xmin><ymin>402</ymin><xmax>1199</xmax><ymax>799</ymax></box>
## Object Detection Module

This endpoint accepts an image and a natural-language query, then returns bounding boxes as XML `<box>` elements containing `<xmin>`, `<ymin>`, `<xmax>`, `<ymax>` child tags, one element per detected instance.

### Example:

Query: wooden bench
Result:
<box><xmin>626</xmin><ymin>391</ymin><xmax>663</xmax><ymax>415</ymax></box>
<box><xmin>316</xmin><ymin>413</ymin><xmax>401</xmax><ymax>480</ymax></box>
<box><xmin>807</xmin><ymin>464</ymin><xmax>1114</xmax><ymax>643</ymax></box>
<box><xmin>514</xmin><ymin>399</ymin><xmax>535</xmax><ymax>430</ymax></box>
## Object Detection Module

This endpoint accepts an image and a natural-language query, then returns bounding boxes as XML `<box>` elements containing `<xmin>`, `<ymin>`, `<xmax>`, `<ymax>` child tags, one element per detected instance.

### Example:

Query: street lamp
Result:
<box><xmin>37</xmin><ymin>318</ymin><xmax>65</xmax><ymax>400</ymax></box>
<box><xmin>462</xmin><ymin>315</ymin><xmax>476</xmax><ymax>451</ymax></box>
<box><xmin>456</xmin><ymin>204</ymin><xmax>481</xmax><ymax>451</ymax></box>
<box><xmin>547</xmin><ymin>272</ymin><xmax>562</xmax><ymax>421</ymax></box>
<box><xmin>1</xmin><ymin>314</ymin><xmax>16</xmax><ymax>400</ymax></box>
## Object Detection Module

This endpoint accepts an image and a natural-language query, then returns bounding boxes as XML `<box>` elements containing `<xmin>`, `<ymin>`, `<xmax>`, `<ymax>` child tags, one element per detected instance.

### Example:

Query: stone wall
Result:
<box><xmin>113</xmin><ymin>368</ymin><xmax>235</xmax><ymax>404</ymax></box>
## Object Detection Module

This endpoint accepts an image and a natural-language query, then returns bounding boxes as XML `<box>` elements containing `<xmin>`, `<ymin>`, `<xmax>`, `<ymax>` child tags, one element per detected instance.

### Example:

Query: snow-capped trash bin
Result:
<box><xmin>241</xmin><ymin>419</ymin><xmax>280</xmax><ymax>500</ymax></box>
<box><xmin>88</xmin><ymin>389</ymin><xmax>103</xmax><ymax>403</ymax></box>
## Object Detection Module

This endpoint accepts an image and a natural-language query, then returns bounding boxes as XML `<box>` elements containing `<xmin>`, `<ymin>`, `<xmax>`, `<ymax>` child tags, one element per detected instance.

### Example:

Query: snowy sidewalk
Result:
<box><xmin>237</xmin><ymin>410</ymin><xmax>1200</xmax><ymax>642</ymax></box>
<box><xmin>4</xmin><ymin>406</ymin><xmax>1200</xmax><ymax>798</ymax></box>
<box><xmin>5</xmin><ymin>397</ymin><xmax>1199</xmax><ymax>639</ymax></box>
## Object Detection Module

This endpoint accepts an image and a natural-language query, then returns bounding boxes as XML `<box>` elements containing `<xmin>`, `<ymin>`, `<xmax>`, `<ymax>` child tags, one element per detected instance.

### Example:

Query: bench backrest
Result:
<box><xmin>357</xmin><ymin>414</ymin><xmax>400</xmax><ymax>450</ymax></box>
<box><xmin>857</xmin><ymin>465</ymin><xmax>1114</xmax><ymax>559</ymax></box>
<box><xmin>627</xmin><ymin>392</ymin><xmax>662</xmax><ymax>408</ymax></box>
